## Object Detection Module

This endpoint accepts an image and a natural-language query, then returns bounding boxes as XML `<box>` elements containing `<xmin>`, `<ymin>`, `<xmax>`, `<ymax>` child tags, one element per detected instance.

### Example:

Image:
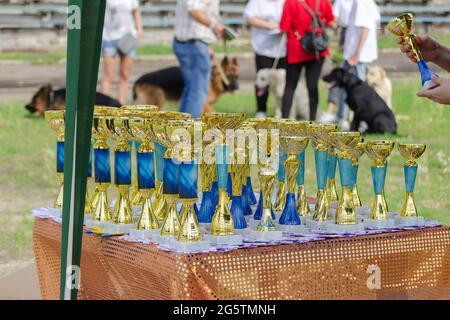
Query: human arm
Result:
<box><xmin>398</xmin><ymin>35</ymin><xmax>450</xmax><ymax>72</ymax></box>
<box><xmin>132</xmin><ymin>9</ymin><xmax>143</xmax><ymax>39</ymax></box>
<box><xmin>188</xmin><ymin>0</ymin><xmax>224</xmax><ymax>39</ymax></box>
<box><xmin>246</xmin><ymin>16</ymin><xmax>279</xmax><ymax>30</ymax></box>
<box><xmin>348</xmin><ymin>27</ymin><xmax>369</xmax><ymax>66</ymax></box>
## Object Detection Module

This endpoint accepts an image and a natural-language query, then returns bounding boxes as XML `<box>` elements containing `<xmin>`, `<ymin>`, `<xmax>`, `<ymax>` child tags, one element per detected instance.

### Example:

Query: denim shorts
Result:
<box><xmin>101</xmin><ymin>39</ymin><xmax>137</xmax><ymax>57</ymax></box>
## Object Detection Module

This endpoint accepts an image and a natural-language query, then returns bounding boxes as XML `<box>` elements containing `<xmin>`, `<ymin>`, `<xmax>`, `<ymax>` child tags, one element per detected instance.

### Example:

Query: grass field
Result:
<box><xmin>3</xmin><ymin>33</ymin><xmax>450</xmax><ymax>64</ymax></box>
<box><xmin>0</xmin><ymin>76</ymin><xmax>449</xmax><ymax>277</ymax></box>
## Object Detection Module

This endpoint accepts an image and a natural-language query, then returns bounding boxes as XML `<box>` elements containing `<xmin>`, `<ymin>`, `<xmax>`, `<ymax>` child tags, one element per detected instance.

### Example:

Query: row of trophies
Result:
<box><xmin>45</xmin><ymin>107</ymin><xmax>427</xmax><ymax>249</ymax></box>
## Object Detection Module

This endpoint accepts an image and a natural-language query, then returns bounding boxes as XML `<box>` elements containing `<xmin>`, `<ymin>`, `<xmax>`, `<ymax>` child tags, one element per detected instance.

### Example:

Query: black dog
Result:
<box><xmin>25</xmin><ymin>84</ymin><xmax>121</xmax><ymax>116</ymax></box>
<box><xmin>323</xmin><ymin>68</ymin><xmax>397</xmax><ymax>134</ymax></box>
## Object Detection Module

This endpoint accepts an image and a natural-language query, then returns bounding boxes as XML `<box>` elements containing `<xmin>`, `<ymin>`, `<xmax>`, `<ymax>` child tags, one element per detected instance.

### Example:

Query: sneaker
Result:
<box><xmin>318</xmin><ymin>111</ymin><xmax>337</xmax><ymax>124</ymax></box>
<box><xmin>338</xmin><ymin>119</ymin><xmax>351</xmax><ymax>131</ymax></box>
<box><xmin>255</xmin><ymin>111</ymin><xmax>266</xmax><ymax>119</ymax></box>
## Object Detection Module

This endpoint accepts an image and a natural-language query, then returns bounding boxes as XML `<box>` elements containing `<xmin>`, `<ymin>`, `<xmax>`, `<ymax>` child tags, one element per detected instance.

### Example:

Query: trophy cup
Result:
<box><xmin>327</xmin><ymin>131</ymin><xmax>365</xmax><ymax>233</ymax></box>
<box><xmin>120</xmin><ymin>105</ymin><xmax>159</xmax><ymax>207</ymax></box>
<box><xmin>304</xmin><ymin>123</ymin><xmax>338</xmax><ymax>229</ymax></box>
<box><xmin>326</xmin><ymin>146</ymin><xmax>339</xmax><ymax>204</ymax></box>
<box><xmin>44</xmin><ymin>110</ymin><xmax>65</xmax><ymax>215</ymax></box>
<box><xmin>387</xmin><ymin>13</ymin><xmax>438</xmax><ymax>90</ymax></box>
<box><xmin>278</xmin><ymin>135</ymin><xmax>309</xmax><ymax>234</ymax></box>
<box><xmin>395</xmin><ymin>143</ymin><xmax>427</xmax><ymax>226</ymax></box>
<box><xmin>87</xmin><ymin>108</ymin><xmax>114</xmax><ymax>227</ymax></box>
<box><xmin>128</xmin><ymin>114</ymin><xmax>160</xmax><ymax>240</ymax></box>
<box><xmin>202</xmin><ymin>112</ymin><xmax>245</xmax><ymax>245</ymax></box>
<box><xmin>102</xmin><ymin>113</ymin><xmax>136</xmax><ymax>233</ymax></box>
<box><xmin>151</xmin><ymin>118</ymin><xmax>195</xmax><ymax>241</ymax></box>
<box><xmin>364</xmin><ymin>140</ymin><xmax>396</xmax><ymax>229</ymax></box>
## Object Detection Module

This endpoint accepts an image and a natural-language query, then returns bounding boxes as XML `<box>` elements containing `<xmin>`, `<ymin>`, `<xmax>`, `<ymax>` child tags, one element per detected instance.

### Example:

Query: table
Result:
<box><xmin>33</xmin><ymin>217</ymin><xmax>450</xmax><ymax>300</ymax></box>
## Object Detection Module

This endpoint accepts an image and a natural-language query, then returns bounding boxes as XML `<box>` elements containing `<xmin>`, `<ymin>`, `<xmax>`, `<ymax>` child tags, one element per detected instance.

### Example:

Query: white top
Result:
<box><xmin>175</xmin><ymin>0</ymin><xmax>220</xmax><ymax>44</ymax></box>
<box><xmin>103</xmin><ymin>0</ymin><xmax>139</xmax><ymax>41</ymax></box>
<box><xmin>244</xmin><ymin>0</ymin><xmax>286</xmax><ymax>58</ymax></box>
<box><xmin>332</xmin><ymin>0</ymin><xmax>353</xmax><ymax>27</ymax></box>
<box><xmin>343</xmin><ymin>0</ymin><xmax>380</xmax><ymax>63</ymax></box>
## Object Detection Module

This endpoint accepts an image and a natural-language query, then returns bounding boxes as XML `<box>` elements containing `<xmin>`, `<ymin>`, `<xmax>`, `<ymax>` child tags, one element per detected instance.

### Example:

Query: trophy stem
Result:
<box><xmin>296</xmin><ymin>184</ymin><xmax>311</xmax><ymax>216</ymax></box>
<box><xmin>351</xmin><ymin>161</ymin><xmax>362</xmax><ymax>208</ymax></box>
<box><xmin>92</xmin><ymin>183</ymin><xmax>111</xmax><ymax>222</ymax></box>
<box><xmin>273</xmin><ymin>151</ymin><xmax>287</xmax><ymax>211</ymax></box>
<box><xmin>313</xmin><ymin>189</ymin><xmax>329</xmax><ymax>221</ymax></box>
<box><xmin>241</xmin><ymin>184</ymin><xmax>253</xmax><ymax>216</ymax></box>
<box><xmin>280</xmin><ymin>154</ymin><xmax>301</xmax><ymax>225</ymax></box>
<box><xmin>401</xmin><ymin>163</ymin><xmax>419</xmax><ymax>217</ymax></box>
<box><xmin>257</xmin><ymin>173</ymin><xmax>277</xmax><ymax>231</ymax></box>
<box><xmin>336</xmin><ymin>157</ymin><xmax>357</xmax><ymax>225</ymax></box>
<box><xmin>153</xmin><ymin>181</ymin><xmax>166</xmax><ymax>221</ymax></box>
<box><xmin>137</xmin><ymin>189</ymin><xmax>159</xmax><ymax>230</ymax></box>
<box><xmin>326</xmin><ymin>178</ymin><xmax>339</xmax><ymax>203</ymax></box>
<box><xmin>54</xmin><ymin>173</ymin><xmax>64</xmax><ymax>209</ymax></box>
<box><xmin>160</xmin><ymin>194</ymin><xmax>180</xmax><ymax>237</ymax></box>
<box><xmin>370</xmin><ymin>165</ymin><xmax>388</xmax><ymax>220</ymax></box>
<box><xmin>85</xmin><ymin>189</ymin><xmax>92</xmax><ymax>214</ymax></box>
<box><xmin>178</xmin><ymin>198</ymin><xmax>202</xmax><ymax>242</ymax></box>
<box><xmin>314</xmin><ymin>149</ymin><xmax>330</xmax><ymax>218</ymax></box>
<box><xmin>91</xmin><ymin>185</ymin><xmax>100</xmax><ymax>210</ymax></box>
<box><xmin>112</xmin><ymin>185</ymin><xmax>133</xmax><ymax>224</ymax></box>
<box><xmin>245</xmin><ymin>176</ymin><xmax>257</xmax><ymax>205</ymax></box>
<box><xmin>230</xmin><ymin>163</ymin><xmax>247</xmax><ymax>229</ymax></box>
<box><xmin>327</xmin><ymin>151</ymin><xmax>339</xmax><ymax>202</ymax></box>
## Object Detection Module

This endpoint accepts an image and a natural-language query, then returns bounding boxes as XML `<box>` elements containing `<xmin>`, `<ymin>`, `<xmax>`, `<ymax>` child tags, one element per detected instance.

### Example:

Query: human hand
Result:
<box><xmin>213</xmin><ymin>23</ymin><xmax>225</xmax><ymax>39</ymax></box>
<box><xmin>348</xmin><ymin>52</ymin><xmax>360</xmax><ymax>66</ymax></box>
<box><xmin>265</xmin><ymin>21</ymin><xmax>279</xmax><ymax>30</ymax></box>
<box><xmin>417</xmin><ymin>76</ymin><xmax>450</xmax><ymax>105</ymax></box>
<box><xmin>398</xmin><ymin>35</ymin><xmax>441</xmax><ymax>64</ymax></box>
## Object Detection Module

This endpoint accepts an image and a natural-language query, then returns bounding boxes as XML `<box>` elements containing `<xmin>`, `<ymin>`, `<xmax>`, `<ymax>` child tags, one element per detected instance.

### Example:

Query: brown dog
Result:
<box><xmin>133</xmin><ymin>56</ymin><xmax>239</xmax><ymax>112</ymax></box>
<box><xmin>25</xmin><ymin>84</ymin><xmax>122</xmax><ymax>116</ymax></box>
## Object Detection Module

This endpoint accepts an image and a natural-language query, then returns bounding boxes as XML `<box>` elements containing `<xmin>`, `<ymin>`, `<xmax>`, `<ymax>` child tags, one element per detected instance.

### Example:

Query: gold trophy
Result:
<box><xmin>102</xmin><ymin>113</ymin><xmax>135</xmax><ymax>233</ymax></box>
<box><xmin>395</xmin><ymin>143</ymin><xmax>427</xmax><ymax>226</ymax></box>
<box><xmin>326</xmin><ymin>146</ymin><xmax>339</xmax><ymax>203</ymax></box>
<box><xmin>350</xmin><ymin>142</ymin><xmax>366</xmax><ymax>210</ymax></box>
<box><xmin>44</xmin><ymin>110</ymin><xmax>65</xmax><ymax>212</ymax></box>
<box><xmin>327</xmin><ymin>131</ymin><xmax>365</xmax><ymax>233</ymax></box>
<box><xmin>305</xmin><ymin>123</ymin><xmax>338</xmax><ymax>228</ymax></box>
<box><xmin>202</xmin><ymin>112</ymin><xmax>245</xmax><ymax>245</ymax></box>
<box><xmin>127</xmin><ymin>114</ymin><xmax>160</xmax><ymax>239</ymax></box>
<box><xmin>364</xmin><ymin>140</ymin><xmax>396</xmax><ymax>229</ymax></box>
<box><xmin>387</xmin><ymin>13</ymin><xmax>438</xmax><ymax>90</ymax></box>
<box><xmin>152</xmin><ymin>118</ymin><xmax>196</xmax><ymax>240</ymax></box>
<box><xmin>120</xmin><ymin>105</ymin><xmax>159</xmax><ymax>206</ymax></box>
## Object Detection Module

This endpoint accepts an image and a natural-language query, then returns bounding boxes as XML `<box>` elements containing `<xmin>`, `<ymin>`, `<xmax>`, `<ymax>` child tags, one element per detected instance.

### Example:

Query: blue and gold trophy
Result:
<box><xmin>388</xmin><ymin>13</ymin><xmax>438</xmax><ymax>90</ymax></box>
<box><xmin>350</xmin><ymin>142</ymin><xmax>366</xmax><ymax>213</ymax></box>
<box><xmin>104</xmin><ymin>114</ymin><xmax>136</xmax><ymax>233</ymax></box>
<box><xmin>229</xmin><ymin>145</ymin><xmax>248</xmax><ymax>230</ymax></box>
<box><xmin>203</xmin><ymin>113</ymin><xmax>245</xmax><ymax>245</ymax></box>
<box><xmin>327</xmin><ymin>131</ymin><xmax>365</xmax><ymax>233</ymax></box>
<box><xmin>128</xmin><ymin>115</ymin><xmax>160</xmax><ymax>239</ymax></box>
<box><xmin>364</xmin><ymin>140</ymin><xmax>396</xmax><ymax>229</ymax></box>
<box><xmin>304</xmin><ymin>123</ymin><xmax>338</xmax><ymax>228</ymax></box>
<box><xmin>44</xmin><ymin>110</ymin><xmax>65</xmax><ymax>215</ymax></box>
<box><xmin>395</xmin><ymin>143</ymin><xmax>427</xmax><ymax>226</ymax></box>
<box><xmin>278</xmin><ymin>135</ymin><xmax>309</xmax><ymax>233</ymax></box>
<box><xmin>273</xmin><ymin>151</ymin><xmax>287</xmax><ymax>212</ymax></box>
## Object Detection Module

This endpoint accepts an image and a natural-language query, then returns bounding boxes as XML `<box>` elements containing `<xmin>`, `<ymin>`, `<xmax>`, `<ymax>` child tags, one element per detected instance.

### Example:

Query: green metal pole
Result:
<box><xmin>60</xmin><ymin>0</ymin><xmax>106</xmax><ymax>300</ymax></box>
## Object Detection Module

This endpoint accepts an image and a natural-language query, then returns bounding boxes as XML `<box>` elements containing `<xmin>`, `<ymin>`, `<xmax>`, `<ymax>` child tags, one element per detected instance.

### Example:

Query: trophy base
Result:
<box><xmin>248</xmin><ymin>229</ymin><xmax>284</xmax><ymax>241</ymax></box>
<box><xmin>102</xmin><ymin>222</ymin><xmax>137</xmax><ymax>235</ymax></box>
<box><xmin>204</xmin><ymin>234</ymin><xmax>243</xmax><ymax>246</ymax></box>
<box><xmin>323</xmin><ymin>222</ymin><xmax>365</xmax><ymax>234</ymax></box>
<box><xmin>246</xmin><ymin>218</ymin><xmax>280</xmax><ymax>229</ymax></box>
<box><xmin>364</xmin><ymin>218</ymin><xmax>396</xmax><ymax>230</ymax></box>
<box><xmin>47</xmin><ymin>208</ymin><xmax>62</xmax><ymax>219</ymax></box>
<box><xmin>129</xmin><ymin>228</ymin><xmax>161</xmax><ymax>241</ymax></box>
<box><xmin>152</xmin><ymin>234</ymin><xmax>176</xmax><ymax>245</ymax></box>
<box><xmin>278</xmin><ymin>224</ymin><xmax>309</xmax><ymax>234</ymax></box>
<box><xmin>165</xmin><ymin>239</ymin><xmax>211</xmax><ymax>253</ymax></box>
<box><xmin>84</xmin><ymin>219</ymin><xmax>110</xmax><ymax>229</ymax></box>
<box><xmin>394</xmin><ymin>215</ymin><xmax>425</xmax><ymax>227</ymax></box>
<box><xmin>302</xmin><ymin>216</ymin><xmax>331</xmax><ymax>230</ymax></box>
<box><xmin>356</xmin><ymin>206</ymin><xmax>371</xmax><ymax>216</ymax></box>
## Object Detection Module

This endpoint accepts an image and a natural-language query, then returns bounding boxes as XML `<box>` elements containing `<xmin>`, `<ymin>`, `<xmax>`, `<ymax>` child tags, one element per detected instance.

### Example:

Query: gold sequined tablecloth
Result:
<box><xmin>33</xmin><ymin>217</ymin><xmax>450</xmax><ymax>300</ymax></box>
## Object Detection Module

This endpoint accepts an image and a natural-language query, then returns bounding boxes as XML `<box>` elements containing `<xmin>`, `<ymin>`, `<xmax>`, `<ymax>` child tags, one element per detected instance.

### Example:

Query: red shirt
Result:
<box><xmin>280</xmin><ymin>0</ymin><xmax>335</xmax><ymax>64</ymax></box>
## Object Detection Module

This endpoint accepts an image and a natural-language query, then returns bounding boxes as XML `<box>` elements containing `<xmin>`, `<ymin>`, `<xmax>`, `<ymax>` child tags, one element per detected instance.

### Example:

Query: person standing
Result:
<box><xmin>280</xmin><ymin>0</ymin><xmax>335</xmax><ymax>120</ymax></box>
<box><xmin>173</xmin><ymin>0</ymin><xmax>224</xmax><ymax>118</ymax></box>
<box><xmin>244</xmin><ymin>0</ymin><xmax>286</xmax><ymax>118</ymax></box>
<box><xmin>322</xmin><ymin>0</ymin><xmax>380</xmax><ymax>129</ymax></box>
<box><xmin>101</xmin><ymin>0</ymin><xmax>143</xmax><ymax>105</ymax></box>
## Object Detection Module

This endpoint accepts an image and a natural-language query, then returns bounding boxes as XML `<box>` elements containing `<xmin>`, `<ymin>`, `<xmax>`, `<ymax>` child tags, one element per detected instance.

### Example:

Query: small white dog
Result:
<box><xmin>256</xmin><ymin>68</ymin><xmax>310</xmax><ymax>119</ymax></box>
<box><xmin>366</xmin><ymin>65</ymin><xmax>393</xmax><ymax>110</ymax></box>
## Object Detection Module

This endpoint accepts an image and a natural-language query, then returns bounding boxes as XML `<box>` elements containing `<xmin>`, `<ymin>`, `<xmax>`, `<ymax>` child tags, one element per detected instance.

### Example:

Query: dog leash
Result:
<box><xmin>271</xmin><ymin>33</ymin><xmax>287</xmax><ymax>69</ymax></box>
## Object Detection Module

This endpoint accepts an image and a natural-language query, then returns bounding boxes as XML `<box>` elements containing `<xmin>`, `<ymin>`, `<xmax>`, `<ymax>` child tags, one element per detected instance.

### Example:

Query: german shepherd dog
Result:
<box><xmin>25</xmin><ymin>84</ymin><xmax>122</xmax><ymax>116</ymax></box>
<box><xmin>133</xmin><ymin>56</ymin><xmax>239</xmax><ymax>112</ymax></box>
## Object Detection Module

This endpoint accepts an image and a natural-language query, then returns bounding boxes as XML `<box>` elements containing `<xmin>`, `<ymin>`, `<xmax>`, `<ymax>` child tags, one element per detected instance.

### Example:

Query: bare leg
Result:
<box><xmin>101</xmin><ymin>56</ymin><xmax>117</xmax><ymax>96</ymax></box>
<box><xmin>118</xmin><ymin>55</ymin><xmax>134</xmax><ymax>105</ymax></box>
